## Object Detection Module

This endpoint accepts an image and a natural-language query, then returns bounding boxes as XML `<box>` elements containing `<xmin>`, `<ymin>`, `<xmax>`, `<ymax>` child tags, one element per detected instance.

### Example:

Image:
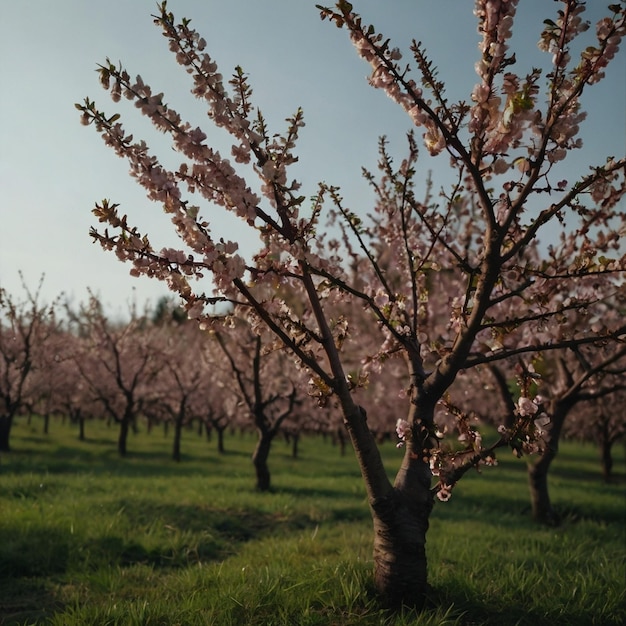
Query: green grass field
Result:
<box><xmin>1</xmin><ymin>417</ymin><xmax>624</xmax><ymax>625</ymax></box>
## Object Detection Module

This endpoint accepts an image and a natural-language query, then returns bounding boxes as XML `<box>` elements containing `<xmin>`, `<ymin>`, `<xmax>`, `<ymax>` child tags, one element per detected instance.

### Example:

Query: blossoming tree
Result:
<box><xmin>441</xmin><ymin>243</ymin><xmax>626</xmax><ymax>523</ymax></box>
<box><xmin>213</xmin><ymin>316</ymin><xmax>304</xmax><ymax>491</ymax></box>
<box><xmin>565</xmin><ymin>387</ymin><xmax>626</xmax><ymax>482</ymax></box>
<box><xmin>78</xmin><ymin>0</ymin><xmax>625</xmax><ymax>606</ymax></box>
<box><xmin>142</xmin><ymin>319</ymin><xmax>211</xmax><ymax>462</ymax></box>
<box><xmin>525</xmin><ymin>341</ymin><xmax>626</xmax><ymax>522</ymax></box>
<box><xmin>479</xmin><ymin>338</ymin><xmax>626</xmax><ymax>524</ymax></box>
<box><xmin>68</xmin><ymin>296</ymin><xmax>163</xmax><ymax>457</ymax></box>
<box><xmin>0</xmin><ymin>278</ymin><xmax>59</xmax><ymax>452</ymax></box>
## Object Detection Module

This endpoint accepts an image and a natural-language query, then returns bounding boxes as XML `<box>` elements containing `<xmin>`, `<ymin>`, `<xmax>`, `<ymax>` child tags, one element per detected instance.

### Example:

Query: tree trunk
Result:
<box><xmin>336</xmin><ymin>426</ymin><xmax>347</xmax><ymax>456</ymax></box>
<box><xmin>528</xmin><ymin>453</ymin><xmax>560</xmax><ymax>525</ymax></box>
<box><xmin>0</xmin><ymin>415</ymin><xmax>13</xmax><ymax>452</ymax></box>
<box><xmin>118</xmin><ymin>418</ymin><xmax>129</xmax><ymax>457</ymax></box>
<box><xmin>216</xmin><ymin>426</ymin><xmax>225</xmax><ymax>454</ymax></box>
<box><xmin>173</xmin><ymin>415</ymin><xmax>183</xmax><ymax>462</ymax></box>
<box><xmin>527</xmin><ymin>401</ymin><xmax>568</xmax><ymax>525</ymax></box>
<box><xmin>291</xmin><ymin>432</ymin><xmax>300</xmax><ymax>459</ymax></box>
<box><xmin>371</xmin><ymin>494</ymin><xmax>432</xmax><ymax>607</ymax></box>
<box><xmin>371</xmin><ymin>457</ymin><xmax>433</xmax><ymax>607</ymax></box>
<box><xmin>252</xmin><ymin>428</ymin><xmax>273</xmax><ymax>491</ymax></box>
<box><xmin>342</xmin><ymin>390</ymin><xmax>434</xmax><ymax>607</ymax></box>
<box><xmin>78</xmin><ymin>416</ymin><xmax>85</xmax><ymax>441</ymax></box>
<box><xmin>600</xmin><ymin>438</ymin><xmax>613</xmax><ymax>483</ymax></box>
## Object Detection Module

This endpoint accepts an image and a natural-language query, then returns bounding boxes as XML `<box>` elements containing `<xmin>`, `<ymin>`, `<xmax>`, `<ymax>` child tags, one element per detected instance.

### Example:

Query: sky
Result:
<box><xmin>1</xmin><ymin>0</ymin><xmax>624</xmax><ymax>317</ymax></box>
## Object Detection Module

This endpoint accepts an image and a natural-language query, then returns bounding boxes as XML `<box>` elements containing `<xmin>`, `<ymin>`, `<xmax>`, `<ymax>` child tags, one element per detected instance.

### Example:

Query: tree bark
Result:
<box><xmin>371</xmin><ymin>452</ymin><xmax>434</xmax><ymax>607</ymax></box>
<box><xmin>600</xmin><ymin>438</ymin><xmax>613</xmax><ymax>483</ymax></box>
<box><xmin>252</xmin><ymin>428</ymin><xmax>274</xmax><ymax>491</ymax></box>
<box><xmin>173</xmin><ymin>418</ymin><xmax>182</xmax><ymax>462</ymax></box>
<box><xmin>118</xmin><ymin>418</ymin><xmax>129</xmax><ymax>457</ymax></box>
<box><xmin>0</xmin><ymin>415</ymin><xmax>13</xmax><ymax>452</ymax></box>
<box><xmin>528</xmin><ymin>453</ymin><xmax>560</xmax><ymax>525</ymax></box>
<box><xmin>527</xmin><ymin>401</ymin><xmax>568</xmax><ymax>525</ymax></box>
<box><xmin>216</xmin><ymin>426</ymin><xmax>225</xmax><ymax>454</ymax></box>
<box><xmin>336</xmin><ymin>426</ymin><xmax>347</xmax><ymax>456</ymax></box>
<box><xmin>173</xmin><ymin>403</ymin><xmax>186</xmax><ymax>462</ymax></box>
<box><xmin>340</xmin><ymin>390</ymin><xmax>434</xmax><ymax>607</ymax></box>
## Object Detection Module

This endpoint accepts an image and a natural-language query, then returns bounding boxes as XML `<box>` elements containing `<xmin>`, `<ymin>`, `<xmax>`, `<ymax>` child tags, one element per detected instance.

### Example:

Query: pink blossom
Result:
<box><xmin>187</xmin><ymin>300</ymin><xmax>204</xmax><ymax>319</ymax></box>
<box><xmin>395</xmin><ymin>418</ymin><xmax>410</xmax><ymax>440</ymax></box>
<box><xmin>517</xmin><ymin>396</ymin><xmax>538</xmax><ymax>417</ymax></box>
<box><xmin>436</xmin><ymin>484</ymin><xmax>452</xmax><ymax>502</ymax></box>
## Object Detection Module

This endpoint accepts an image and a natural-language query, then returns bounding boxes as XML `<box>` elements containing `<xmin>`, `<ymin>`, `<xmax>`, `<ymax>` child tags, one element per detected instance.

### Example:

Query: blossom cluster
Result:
<box><xmin>395</xmin><ymin>418</ymin><xmax>411</xmax><ymax>448</ymax></box>
<box><xmin>496</xmin><ymin>393</ymin><xmax>551</xmax><ymax>458</ymax></box>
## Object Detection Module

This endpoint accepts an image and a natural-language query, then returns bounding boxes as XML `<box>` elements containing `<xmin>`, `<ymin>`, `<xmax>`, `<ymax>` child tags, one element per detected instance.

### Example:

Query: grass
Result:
<box><xmin>0</xmin><ymin>417</ymin><xmax>624</xmax><ymax>625</ymax></box>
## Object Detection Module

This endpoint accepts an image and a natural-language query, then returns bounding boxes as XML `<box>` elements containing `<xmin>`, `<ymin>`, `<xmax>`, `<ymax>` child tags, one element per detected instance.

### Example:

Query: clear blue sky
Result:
<box><xmin>1</xmin><ymin>1</ymin><xmax>624</xmax><ymax>316</ymax></box>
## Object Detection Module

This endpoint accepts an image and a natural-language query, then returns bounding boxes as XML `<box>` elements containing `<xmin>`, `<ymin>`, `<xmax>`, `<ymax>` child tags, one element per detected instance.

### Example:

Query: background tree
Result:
<box><xmin>214</xmin><ymin>317</ymin><xmax>302</xmax><ymax>491</ymax></box>
<box><xmin>69</xmin><ymin>296</ymin><xmax>162</xmax><ymax>457</ymax></box>
<box><xmin>145</xmin><ymin>319</ymin><xmax>213</xmax><ymax>462</ymax></box>
<box><xmin>481</xmin><ymin>288</ymin><xmax>626</xmax><ymax>523</ymax></box>
<box><xmin>528</xmin><ymin>344</ymin><xmax>626</xmax><ymax>522</ymax></box>
<box><xmin>0</xmin><ymin>278</ymin><xmax>58</xmax><ymax>452</ymax></box>
<box><xmin>193</xmin><ymin>337</ymin><xmax>237</xmax><ymax>455</ymax></box>
<box><xmin>78</xmin><ymin>0</ymin><xmax>625</xmax><ymax>607</ymax></box>
<box><xmin>22</xmin><ymin>322</ymin><xmax>68</xmax><ymax>435</ymax></box>
<box><xmin>562</xmin><ymin>358</ymin><xmax>626</xmax><ymax>483</ymax></box>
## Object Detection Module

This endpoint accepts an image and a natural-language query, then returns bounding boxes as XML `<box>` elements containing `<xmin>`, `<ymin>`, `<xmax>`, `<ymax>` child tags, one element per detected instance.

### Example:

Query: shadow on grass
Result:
<box><xmin>549</xmin><ymin>454</ymin><xmax>622</xmax><ymax>484</ymax></box>
<box><xmin>0</xmin><ymin>578</ymin><xmax>62</xmax><ymax>626</ymax></box>
<box><xmin>425</xmin><ymin>583</ymin><xmax>615</xmax><ymax>626</ymax></box>
<box><xmin>0</xmin><ymin>526</ymin><xmax>70</xmax><ymax>578</ymax></box>
<box><xmin>435</xmin><ymin>487</ymin><xmax>626</xmax><ymax>528</ymax></box>
<box><xmin>0</xmin><ymin>500</ymin><xmax>326</xmax><ymax>588</ymax></box>
<box><xmin>432</xmin><ymin>453</ymin><xmax>626</xmax><ymax>528</ymax></box>
<box><xmin>273</xmin><ymin>483</ymin><xmax>362</xmax><ymax>499</ymax></box>
<box><xmin>0</xmin><ymin>444</ymin><xmax>233</xmax><ymax>479</ymax></box>
<box><xmin>0</xmin><ymin>531</ymin><xmax>70</xmax><ymax>625</ymax></box>
<box><xmin>107</xmin><ymin>497</ymin><xmax>326</xmax><ymax>542</ymax></box>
